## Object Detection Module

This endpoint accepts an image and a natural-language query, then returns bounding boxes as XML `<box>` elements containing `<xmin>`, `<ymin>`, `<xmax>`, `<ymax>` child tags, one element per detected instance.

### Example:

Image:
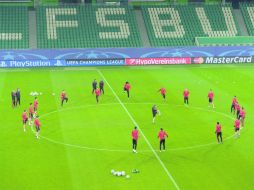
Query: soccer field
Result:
<box><xmin>0</xmin><ymin>64</ymin><xmax>253</xmax><ymax>190</ymax></box>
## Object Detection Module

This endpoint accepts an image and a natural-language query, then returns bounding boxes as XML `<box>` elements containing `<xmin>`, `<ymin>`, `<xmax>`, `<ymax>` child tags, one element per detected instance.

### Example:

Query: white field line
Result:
<box><xmin>36</xmin><ymin>102</ymin><xmax>238</xmax><ymax>153</ymax></box>
<box><xmin>97</xmin><ymin>69</ymin><xmax>180</xmax><ymax>190</ymax></box>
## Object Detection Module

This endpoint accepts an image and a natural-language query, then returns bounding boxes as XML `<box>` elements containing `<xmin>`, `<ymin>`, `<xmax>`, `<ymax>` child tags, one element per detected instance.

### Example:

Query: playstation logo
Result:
<box><xmin>0</xmin><ymin>61</ymin><xmax>7</xmax><ymax>68</ymax></box>
<box><xmin>54</xmin><ymin>60</ymin><xmax>64</xmax><ymax>67</ymax></box>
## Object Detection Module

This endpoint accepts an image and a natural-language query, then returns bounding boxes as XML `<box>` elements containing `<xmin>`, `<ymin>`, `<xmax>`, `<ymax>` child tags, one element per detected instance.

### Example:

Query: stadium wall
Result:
<box><xmin>0</xmin><ymin>46</ymin><xmax>254</xmax><ymax>67</ymax></box>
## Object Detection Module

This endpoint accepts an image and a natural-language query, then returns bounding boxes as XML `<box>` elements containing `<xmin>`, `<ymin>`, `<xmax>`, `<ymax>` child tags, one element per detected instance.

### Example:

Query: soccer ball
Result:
<box><xmin>52</xmin><ymin>93</ymin><xmax>55</xmax><ymax>96</ymax></box>
<box><xmin>121</xmin><ymin>171</ymin><xmax>126</xmax><ymax>176</ymax></box>
<box><xmin>40</xmin><ymin>92</ymin><xmax>42</xmax><ymax>95</ymax></box>
<box><xmin>117</xmin><ymin>172</ymin><xmax>122</xmax><ymax>177</ymax></box>
<box><xmin>111</xmin><ymin>169</ymin><xmax>115</xmax><ymax>174</ymax></box>
<box><xmin>126</xmin><ymin>175</ymin><xmax>130</xmax><ymax>179</ymax></box>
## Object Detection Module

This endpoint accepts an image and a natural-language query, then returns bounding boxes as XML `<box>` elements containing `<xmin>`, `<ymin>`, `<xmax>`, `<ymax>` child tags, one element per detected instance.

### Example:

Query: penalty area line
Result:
<box><xmin>97</xmin><ymin>69</ymin><xmax>180</xmax><ymax>190</ymax></box>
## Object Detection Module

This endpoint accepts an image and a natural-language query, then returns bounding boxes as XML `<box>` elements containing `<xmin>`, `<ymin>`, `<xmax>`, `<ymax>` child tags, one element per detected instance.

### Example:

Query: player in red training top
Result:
<box><xmin>60</xmin><ymin>90</ymin><xmax>68</xmax><ymax>106</ymax></box>
<box><xmin>158</xmin><ymin>87</ymin><xmax>166</xmax><ymax>101</ymax></box>
<box><xmin>215</xmin><ymin>122</ymin><xmax>223</xmax><ymax>144</ymax></box>
<box><xmin>208</xmin><ymin>89</ymin><xmax>215</xmax><ymax>108</ymax></box>
<box><xmin>132</xmin><ymin>126</ymin><xmax>139</xmax><ymax>153</ymax></box>
<box><xmin>183</xmin><ymin>88</ymin><xmax>189</xmax><ymax>105</ymax></box>
<box><xmin>124</xmin><ymin>82</ymin><xmax>131</xmax><ymax>98</ymax></box>
<box><xmin>33</xmin><ymin>97</ymin><xmax>38</xmax><ymax>116</ymax></box>
<box><xmin>234</xmin><ymin>118</ymin><xmax>240</xmax><ymax>138</ymax></box>
<box><xmin>95</xmin><ymin>88</ymin><xmax>100</xmax><ymax>103</ymax></box>
<box><xmin>34</xmin><ymin>116</ymin><xmax>41</xmax><ymax>139</ymax></box>
<box><xmin>235</xmin><ymin>102</ymin><xmax>241</xmax><ymax>119</ymax></box>
<box><xmin>231</xmin><ymin>96</ymin><xmax>238</xmax><ymax>114</ymax></box>
<box><xmin>22</xmin><ymin>110</ymin><xmax>28</xmax><ymax>132</ymax></box>
<box><xmin>239</xmin><ymin>107</ymin><xmax>246</xmax><ymax>128</ymax></box>
<box><xmin>28</xmin><ymin>103</ymin><xmax>34</xmax><ymax>126</ymax></box>
<box><xmin>158</xmin><ymin>128</ymin><xmax>168</xmax><ymax>152</ymax></box>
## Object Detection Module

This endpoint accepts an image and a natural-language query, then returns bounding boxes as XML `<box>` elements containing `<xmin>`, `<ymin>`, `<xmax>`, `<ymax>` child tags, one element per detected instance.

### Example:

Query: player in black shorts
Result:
<box><xmin>92</xmin><ymin>79</ymin><xmax>97</xmax><ymax>94</ymax></box>
<box><xmin>152</xmin><ymin>105</ymin><xmax>160</xmax><ymax>123</ymax></box>
<box><xmin>99</xmin><ymin>80</ymin><xmax>104</xmax><ymax>94</ymax></box>
<box><xmin>16</xmin><ymin>88</ymin><xmax>21</xmax><ymax>106</ymax></box>
<box><xmin>11</xmin><ymin>90</ymin><xmax>16</xmax><ymax>108</ymax></box>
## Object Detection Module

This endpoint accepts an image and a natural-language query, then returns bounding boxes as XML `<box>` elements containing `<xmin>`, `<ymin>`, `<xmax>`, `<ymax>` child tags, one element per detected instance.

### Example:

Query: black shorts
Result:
<box><xmin>184</xmin><ymin>97</ymin><xmax>188</xmax><ymax>100</ymax></box>
<box><xmin>36</xmin><ymin>126</ymin><xmax>40</xmax><ymax>132</ymax></box>
<box><xmin>29</xmin><ymin>113</ymin><xmax>33</xmax><ymax>119</ymax></box>
<box><xmin>152</xmin><ymin>112</ymin><xmax>157</xmax><ymax>117</ymax></box>
<box><xmin>216</xmin><ymin>132</ymin><xmax>222</xmax><ymax>137</ymax></box>
<box><xmin>132</xmin><ymin>139</ymin><xmax>137</xmax><ymax>145</ymax></box>
<box><xmin>235</xmin><ymin>128</ymin><xmax>239</xmax><ymax>132</ymax></box>
<box><xmin>209</xmin><ymin>98</ymin><xmax>213</xmax><ymax>103</ymax></box>
<box><xmin>23</xmin><ymin>118</ymin><xmax>28</xmax><ymax>124</ymax></box>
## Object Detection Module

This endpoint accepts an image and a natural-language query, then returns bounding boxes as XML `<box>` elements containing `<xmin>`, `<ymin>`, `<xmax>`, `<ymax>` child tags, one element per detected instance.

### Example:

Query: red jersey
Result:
<box><xmin>240</xmin><ymin>109</ymin><xmax>246</xmax><ymax>117</ymax></box>
<box><xmin>34</xmin><ymin>118</ymin><xmax>41</xmax><ymax>127</ymax></box>
<box><xmin>29</xmin><ymin>105</ymin><xmax>33</xmax><ymax>114</ymax></box>
<box><xmin>183</xmin><ymin>89</ymin><xmax>189</xmax><ymax>97</ymax></box>
<box><xmin>95</xmin><ymin>89</ymin><xmax>100</xmax><ymax>96</ymax></box>
<box><xmin>215</xmin><ymin>124</ymin><xmax>221</xmax><ymax>133</ymax></box>
<box><xmin>232</xmin><ymin>97</ymin><xmax>237</xmax><ymax>106</ymax></box>
<box><xmin>158</xmin><ymin>131</ymin><xmax>168</xmax><ymax>140</ymax></box>
<box><xmin>124</xmin><ymin>83</ymin><xmax>131</xmax><ymax>90</ymax></box>
<box><xmin>22</xmin><ymin>112</ymin><xmax>27</xmax><ymax>120</ymax></box>
<box><xmin>34</xmin><ymin>99</ymin><xmax>38</xmax><ymax>108</ymax></box>
<box><xmin>234</xmin><ymin>119</ymin><xmax>240</xmax><ymax>128</ymax></box>
<box><xmin>132</xmin><ymin>129</ymin><xmax>139</xmax><ymax>140</ymax></box>
<box><xmin>61</xmin><ymin>92</ymin><xmax>66</xmax><ymax>100</ymax></box>
<box><xmin>235</xmin><ymin>103</ymin><xmax>240</xmax><ymax>111</ymax></box>
<box><xmin>208</xmin><ymin>91</ymin><xmax>214</xmax><ymax>99</ymax></box>
<box><xmin>160</xmin><ymin>88</ymin><xmax>166</xmax><ymax>95</ymax></box>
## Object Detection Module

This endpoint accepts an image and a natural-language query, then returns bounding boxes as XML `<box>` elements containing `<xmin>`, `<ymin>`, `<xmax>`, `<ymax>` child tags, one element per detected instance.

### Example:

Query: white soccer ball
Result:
<box><xmin>126</xmin><ymin>175</ymin><xmax>130</xmax><ymax>179</ymax></box>
<box><xmin>117</xmin><ymin>172</ymin><xmax>122</xmax><ymax>176</ymax></box>
<box><xmin>52</xmin><ymin>93</ymin><xmax>55</xmax><ymax>96</ymax></box>
<box><xmin>111</xmin><ymin>169</ymin><xmax>115</xmax><ymax>174</ymax></box>
<box><xmin>121</xmin><ymin>171</ymin><xmax>126</xmax><ymax>176</ymax></box>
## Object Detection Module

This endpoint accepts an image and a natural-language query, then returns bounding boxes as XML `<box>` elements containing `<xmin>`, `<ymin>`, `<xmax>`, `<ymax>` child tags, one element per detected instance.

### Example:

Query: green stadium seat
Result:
<box><xmin>141</xmin><ymin>4</ymin><xmax>240</xmax><ymax>47</ymax></box>
<box><xmin>0</xmin><ymin>7</ymin><xmax>29</xmax><ymax>49</ymax></box>
<box><xmin>36</xmin><ymin>5</ymin><xmax>142</xmax><ymax>48</ymax></box>
<box><xmin>240</xmin><ymin>3</ymin><xmax>254</xmax><ymax>36</ymax></box>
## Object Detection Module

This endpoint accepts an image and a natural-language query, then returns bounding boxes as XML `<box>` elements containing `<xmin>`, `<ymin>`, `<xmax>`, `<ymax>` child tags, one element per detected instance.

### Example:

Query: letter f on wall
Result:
<box><xmin>46</xmin><ymin>8</ymin><xmax>78</xmax><ymax>40</ymax></box>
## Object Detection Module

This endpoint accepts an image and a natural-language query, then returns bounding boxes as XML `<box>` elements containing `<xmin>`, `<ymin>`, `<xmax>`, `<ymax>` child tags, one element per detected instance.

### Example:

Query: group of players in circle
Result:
<box><xmin>19</xmin><ymin>80</ymin><xmax>246</xmax><ymax>152</ymax></box>
<box><xmin>132</xmin><ymin>88</ymin><xmax>246</xmax><ymax>153</ymax></box>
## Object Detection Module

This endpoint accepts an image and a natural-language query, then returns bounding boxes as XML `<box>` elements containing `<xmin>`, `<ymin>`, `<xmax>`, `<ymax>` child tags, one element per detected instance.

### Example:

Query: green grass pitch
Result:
<box><xmin>0</xmin><ymin>64</ymin><xmax>254</xmax><ymax>190</ymax></box>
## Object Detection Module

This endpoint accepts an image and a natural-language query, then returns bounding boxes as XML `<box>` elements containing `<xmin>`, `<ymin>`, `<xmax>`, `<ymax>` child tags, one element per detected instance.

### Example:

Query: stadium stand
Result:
<box><xmin>141</xmin><ymin>4</ymin><xmax>241</xmax><ymax>47</ymax></box>
<box><xmin>240</xmin><ymin>3</ymin><xmax>254</xmax><ymax>36</ymax></box>
<box><xmin>0</xmin><ymin>7</ymin><xmax>29</xmax><ymax>49</ymax></box>
<box><xmin>195</xmin><ymin>36</ymin><xmax>254</xmax><ymax>46</ymax></box>
<box><xmin>36</xmin><ymin>5</ymin><xmax>142</xmax><ymax>48</ymax></box>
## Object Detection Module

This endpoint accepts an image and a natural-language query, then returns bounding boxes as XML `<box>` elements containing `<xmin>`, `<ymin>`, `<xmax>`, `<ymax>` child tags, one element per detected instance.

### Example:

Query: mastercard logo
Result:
<box><xmin>193</xmin><ymin>57</ymin><xmax>204</xmax><ymax>64</ymax></box>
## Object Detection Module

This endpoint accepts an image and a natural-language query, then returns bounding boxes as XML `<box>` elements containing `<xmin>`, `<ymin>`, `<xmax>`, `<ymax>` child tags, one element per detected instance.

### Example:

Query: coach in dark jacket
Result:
<box><xmin>16</xmin><ymin>88</ymin><xmax>21</xmax><ymax>106</ymax></box>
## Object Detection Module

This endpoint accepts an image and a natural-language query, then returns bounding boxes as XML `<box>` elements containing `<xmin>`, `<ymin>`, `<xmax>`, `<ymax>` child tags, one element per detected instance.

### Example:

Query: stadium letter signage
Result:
<box><xmin>148</xmin><ymin>8</ymin><xmax>185</xmax><ymax>38</ymax></box>
<box><xmin>247</xmin><ymin>7</ymin><xmax>254</xmax><ymax>28</ymax></box>
<box><xmin>46</xmin><ymin>8</ymin><xmax>78</xmax><ymax>39</ymax></box>
<box><xmin>96</xmin><ymin>8</ymin><xmax>130</xmax><ymax>39</ymax></box>
<box><xmin>195</xmin><ymin>7</ymin><xmax>237</xmax><ymax>37</ymax></box>
<box><xmin>0</xmin><ymin>33</ymin><xmax>22</xmax><ymax>41</ymax></box>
